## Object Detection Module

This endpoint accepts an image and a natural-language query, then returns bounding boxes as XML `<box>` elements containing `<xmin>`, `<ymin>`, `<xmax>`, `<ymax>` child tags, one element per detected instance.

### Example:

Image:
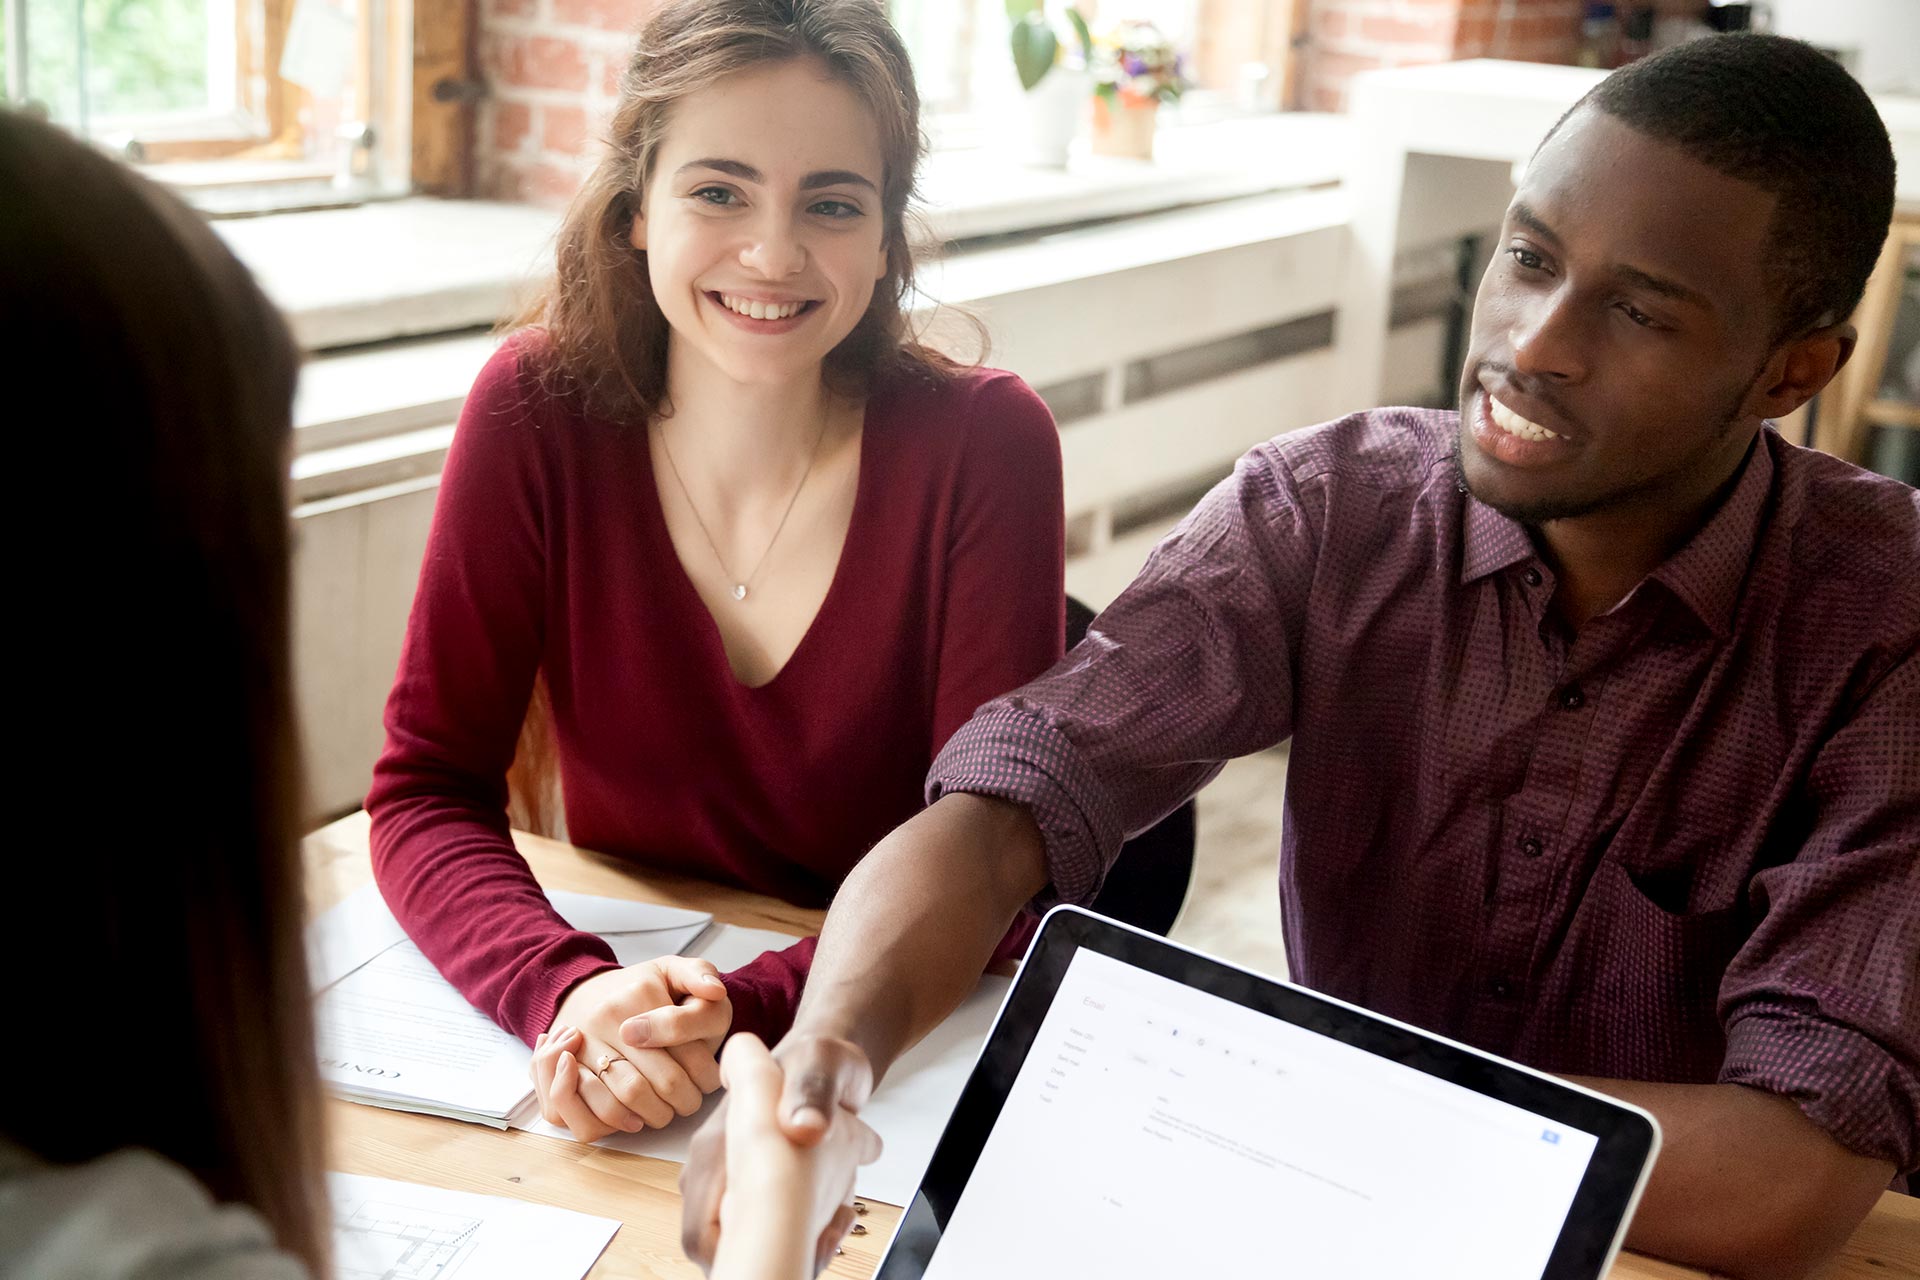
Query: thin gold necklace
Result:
<box><xmin>655</xmin><ymin>405</ymin><xmax>833</xmax><ymax>603</ymax></box>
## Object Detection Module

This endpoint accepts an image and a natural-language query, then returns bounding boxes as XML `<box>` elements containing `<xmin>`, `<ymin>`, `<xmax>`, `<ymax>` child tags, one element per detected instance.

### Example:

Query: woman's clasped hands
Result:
<box><xmin>532</xmin><ymin>955</ymin><xmax>734</xmax><ymax>1141</ymax></box>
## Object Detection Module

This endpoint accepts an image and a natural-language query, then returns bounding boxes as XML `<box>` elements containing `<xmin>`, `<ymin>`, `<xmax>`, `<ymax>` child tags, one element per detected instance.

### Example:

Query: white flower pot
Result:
<box><xmin>1020</xmin><ymin>67</ymin><xmax>1092</xmax><ymax>169</ymax></box>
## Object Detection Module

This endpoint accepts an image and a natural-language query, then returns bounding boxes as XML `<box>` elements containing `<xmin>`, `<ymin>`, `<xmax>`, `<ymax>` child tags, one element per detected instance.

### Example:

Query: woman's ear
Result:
<box><xmin>629</xmin><ymin>208</ymin><xmax>647</xmax><ymax>252</ymax></box>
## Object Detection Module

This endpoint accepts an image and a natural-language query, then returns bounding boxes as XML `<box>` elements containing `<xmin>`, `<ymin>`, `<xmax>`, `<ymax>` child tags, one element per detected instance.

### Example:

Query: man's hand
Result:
<box><xmin>532</xmin><ymin>956</ymin><xmax>731</xmax><ymax>1141</ymax></box>
<box><xmin>681</xmin><ymin>1031</ymin><xmax>875</xmax><ymax>1272</ymax></box>
<box><xmin>705</xmin><ymin>1035</ymin><xmax>883</xmax><ymax>1280</ymax></box>
<box><xmin>682</xmin><ymin>793</ymin><xmax>1047</xmax><ymax>1267</ymax></box>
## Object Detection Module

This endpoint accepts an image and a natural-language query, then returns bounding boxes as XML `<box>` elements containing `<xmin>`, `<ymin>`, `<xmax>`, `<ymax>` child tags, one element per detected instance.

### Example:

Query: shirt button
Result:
<box><xmin>1520</xmin><ymin>836</ymin><xmax>1543</xmax><ymax>859</ymax></box>
<box><xmin>1488</xmin><ymin>977</ymin><xmax>1517</xmax><ymax>999</ymax></box>
<box><xmin>1558</xmin><ymin>685</ymin><xmax>1585</xmax><ymax>711</ymax></box>
<box><xmin>1523</xmin><ymin>567</ymin><xmax>1543</xmax><ymax>587</ymax></box>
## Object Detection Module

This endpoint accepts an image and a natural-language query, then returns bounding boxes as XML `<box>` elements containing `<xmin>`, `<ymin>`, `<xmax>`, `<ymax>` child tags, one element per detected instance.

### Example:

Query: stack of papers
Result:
<box><xmin>310</xmin><ymin>886</ymin><xmax>713</xmax><ymax>1126</ymax></box>
<box><xmin>308</xmin><ymin>884</ymin><xmax>1016</xmax><ymax>1203</ymax></box>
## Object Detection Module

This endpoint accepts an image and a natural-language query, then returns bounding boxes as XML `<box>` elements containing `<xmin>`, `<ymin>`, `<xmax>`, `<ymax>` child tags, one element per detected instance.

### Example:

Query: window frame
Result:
<box><xmin>3</xmin><ymin>0</ymin><xmax>463</xmax><ymax>201</ymax></box>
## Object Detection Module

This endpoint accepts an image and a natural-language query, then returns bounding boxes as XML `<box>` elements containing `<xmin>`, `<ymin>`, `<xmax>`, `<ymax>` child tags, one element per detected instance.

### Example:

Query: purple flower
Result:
<box><xmin>1123</xmin><ymin>54</ymin><xmax>1147</xmax><ymax>75</ymax></box>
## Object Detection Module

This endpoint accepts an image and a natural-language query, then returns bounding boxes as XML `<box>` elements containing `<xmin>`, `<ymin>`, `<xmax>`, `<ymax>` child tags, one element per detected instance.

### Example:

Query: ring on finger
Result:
<box><xmin>596</xmin><ymin>1052</ymin><xmax>617</xmax><ymax>1074</ymax></box>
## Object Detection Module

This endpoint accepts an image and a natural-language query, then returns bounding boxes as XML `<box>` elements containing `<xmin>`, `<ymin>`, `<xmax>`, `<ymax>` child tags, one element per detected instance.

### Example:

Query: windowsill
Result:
<box><xmin>262</xmin><ymin>112</ymin><xmax>1359</xmax><ymax>501</ymax></box>
<box><xmin>918</xmin><ymin>112</ymin><xmax>1347</xmax><ymax>242</ymax></box>
<box><xmin>227</xmin><ymin>112</ymin><xmax>1352</xmax><ymax>352</ymax></box>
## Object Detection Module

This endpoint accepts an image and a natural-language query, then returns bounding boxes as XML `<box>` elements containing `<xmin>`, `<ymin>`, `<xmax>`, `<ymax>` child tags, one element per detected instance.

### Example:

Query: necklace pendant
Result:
<box><xmin>732</xmin><ymin>584</ymin><xmax>748</xmax><ymax>601</ymax></box>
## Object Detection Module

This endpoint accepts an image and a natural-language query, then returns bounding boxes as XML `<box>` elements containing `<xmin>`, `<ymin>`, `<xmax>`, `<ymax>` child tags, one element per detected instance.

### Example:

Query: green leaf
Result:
<box><xmin>1065</xmin><ymin>7</ymin><xmax>1093</xmax><ymax>60</ymax></box>
<box><xmin>1009</xmin><ymin>14</ymin><xmax>1059</xmax><ymax>91</ymax></box>
<box><xmin>1003</xmin><ymin>0</ymin><xmax>1040</xmax><ymax>22</ymax></box>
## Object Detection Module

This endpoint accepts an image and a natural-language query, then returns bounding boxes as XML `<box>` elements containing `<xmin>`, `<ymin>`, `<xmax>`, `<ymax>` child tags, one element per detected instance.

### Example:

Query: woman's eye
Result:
<box><xmin>1507</xmin><ymin>247</ymin><xmax>1546</xmax><ymax>271</ymax></box>
<box><xmin>810</xmin><ymin>199</ymin><xmax>862</xmax><ymax>219</ymax></box>
<box><xmin>693</xmin><ymin>186</ymin><xmax>737</xmax><ymax>206</ymax></box>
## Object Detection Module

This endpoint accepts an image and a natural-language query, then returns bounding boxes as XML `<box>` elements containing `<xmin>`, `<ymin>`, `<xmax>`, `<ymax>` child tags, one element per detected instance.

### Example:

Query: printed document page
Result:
<box><xmin>318</xmin><ymin>938</ymin><xmax>536</xmax><ymax>1121</ymax></box>
<box><xmin>311</xmin><ymin>886</ymin><xmax>711</xmax><ymax>1123</ymax></box>
<box><xmin>922</xmin><ymin>949</ymin><xmax>1598</xmax><ymax>1280</ymax></box>
<box><xmin>329</xmin><ymin>1172</ymin><xmax>616</xmax><ymax>1280</ymax></box>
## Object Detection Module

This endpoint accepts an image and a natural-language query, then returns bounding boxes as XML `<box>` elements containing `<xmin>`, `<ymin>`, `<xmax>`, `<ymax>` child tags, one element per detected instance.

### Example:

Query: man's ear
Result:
<box><xmin>1745</xmin><ymin>322</ymin><xmax>1855</xmax><ymax>420</ymax></box>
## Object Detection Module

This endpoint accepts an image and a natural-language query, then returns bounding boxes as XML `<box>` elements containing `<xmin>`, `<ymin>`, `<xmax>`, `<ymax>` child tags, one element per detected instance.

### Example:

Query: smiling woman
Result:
<box><xmin>364</xmin><ymin>0</ymin><xmax>1066</xmax><ymax>1153</ymax></box>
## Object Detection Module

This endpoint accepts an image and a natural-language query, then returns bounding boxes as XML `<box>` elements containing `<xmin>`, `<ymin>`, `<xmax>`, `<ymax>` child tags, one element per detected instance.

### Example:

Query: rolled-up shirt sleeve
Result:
<box><xmin>928</xmin><ymin>431</ymin><xmax>1327</xmax><ymax>908</ymax></box>
<box><xmin>1717</xmin><ymin>655</ymin><xmax>1920</xmax><ymax>1172</ymax></box>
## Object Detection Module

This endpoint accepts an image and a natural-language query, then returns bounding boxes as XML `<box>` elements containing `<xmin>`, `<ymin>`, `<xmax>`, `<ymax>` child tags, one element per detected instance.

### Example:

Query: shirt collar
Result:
<box><xmin>1457</xmin><ymin>433</ymin><xmax>1775</xmax><ymax>639</ymax></box>
<box><xmin>1646</xmin><ymin>434</ymin><xmax>1773</xmax><ymax>640</ymax></box>
<box><xmin>1460</xmin><ymin>494</ymin><xmax>1534</xmax><ymax>585</ymax></box>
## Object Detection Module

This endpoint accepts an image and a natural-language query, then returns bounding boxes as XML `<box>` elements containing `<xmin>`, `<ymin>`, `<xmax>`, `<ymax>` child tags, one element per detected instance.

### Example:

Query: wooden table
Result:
<box><xmin>307</xmin><ymin>813</ymin><xmax>1918</xmax><ymax>1280</ymax></box>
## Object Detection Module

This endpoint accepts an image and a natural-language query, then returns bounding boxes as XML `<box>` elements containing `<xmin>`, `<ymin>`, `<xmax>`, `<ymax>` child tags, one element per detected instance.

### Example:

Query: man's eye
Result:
<box><xmin>1508</xmin><ymin>247</ymin><xmax>1546</xmax><ymax>271</ymax></box>
<box><xmin>1619</xmin><ymin>302</ymin><xmax>1660</xmax><ymax>328</ymax></box>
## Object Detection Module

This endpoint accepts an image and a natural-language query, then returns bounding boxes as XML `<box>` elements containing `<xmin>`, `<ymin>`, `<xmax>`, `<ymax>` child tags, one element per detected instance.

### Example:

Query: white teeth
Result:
<box><xmin>1488</xmin><ymin>394</ymin><xmax>1561</xmax><ymax>443</ymax></box>
<box><xmin>720</xmin><ymin>293</ymin><xmax>804</xmax><ymax>321</ymax></box>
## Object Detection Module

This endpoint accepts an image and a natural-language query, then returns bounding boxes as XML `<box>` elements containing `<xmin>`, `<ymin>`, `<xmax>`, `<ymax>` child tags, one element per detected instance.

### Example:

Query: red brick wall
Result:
<box><xmin>1302</xmin><ymin>0</ymin><xmax>1587</xmax><ymax>113</ymax></box>
<box><xmin>477</xmin><ymin>0</ymin><xmax>660</xmax><ymax>202</ymax></box>
<box><xmin>474</xmin><ymin>0</ymin><xmax>1609</xmax><ymax>203</ymax></box>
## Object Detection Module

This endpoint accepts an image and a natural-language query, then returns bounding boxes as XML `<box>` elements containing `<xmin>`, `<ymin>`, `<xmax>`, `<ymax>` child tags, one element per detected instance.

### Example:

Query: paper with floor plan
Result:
<box><xmin>519</xmin><ymin>923</ymin><xmax>1015</xmax><ymax>1205</ymax></box>
<box><xmin>310</xmin><ymin>885</ymin><xmax>713</xmax><ymax>1125</ymax></box>
<box><xmin>329</xmin><ymin>1171</ymin><xmax>616</xmax><ymax>1280</ymax></box>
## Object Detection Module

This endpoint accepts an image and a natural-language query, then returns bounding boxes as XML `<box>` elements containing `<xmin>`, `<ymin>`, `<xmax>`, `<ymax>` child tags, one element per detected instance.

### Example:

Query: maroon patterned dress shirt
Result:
<box><xmin>932</xmin><ymin>408</ymin><xmax>1919</xmax><ymax>1172</ymax></box>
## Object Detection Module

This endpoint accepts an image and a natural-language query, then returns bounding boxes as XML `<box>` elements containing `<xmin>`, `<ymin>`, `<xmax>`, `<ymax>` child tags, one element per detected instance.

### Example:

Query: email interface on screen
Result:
<box><xmin>922</xmin><ymin>949</ymin><xmax>1599</xmax><ymax>1280</ymax></box>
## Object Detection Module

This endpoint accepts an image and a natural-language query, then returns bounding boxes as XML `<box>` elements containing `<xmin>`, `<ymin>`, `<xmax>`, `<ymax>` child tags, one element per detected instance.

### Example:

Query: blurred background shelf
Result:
<box><xmin>1815</xmin><ymin>209</ymin><xmax>1920</xmax><ymax>483</ymax></box>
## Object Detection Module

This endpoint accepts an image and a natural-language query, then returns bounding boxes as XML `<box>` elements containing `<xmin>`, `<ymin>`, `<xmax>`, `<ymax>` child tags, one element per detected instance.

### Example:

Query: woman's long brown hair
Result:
<box><xmin>0</xmin><ymin>110</ymin><xmax>328</xmax><ymax>1274</ymax></box>
<box><xmin>503</xmin><ymin>0</ymin><xmax>969</xmax><ymax>832</ymax></box>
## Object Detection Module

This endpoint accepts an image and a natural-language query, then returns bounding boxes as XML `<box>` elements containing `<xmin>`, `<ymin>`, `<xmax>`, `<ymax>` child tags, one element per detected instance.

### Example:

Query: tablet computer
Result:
<box><xmin>876</xmin><ymin>906</ymin><xmax>1659</xmax><ymax>1280</ymax></box>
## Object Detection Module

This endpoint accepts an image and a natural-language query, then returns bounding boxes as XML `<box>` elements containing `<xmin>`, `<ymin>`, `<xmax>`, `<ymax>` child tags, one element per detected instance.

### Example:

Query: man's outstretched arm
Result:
<box><xmin>1573</xmin><ymin>1076</ymin><xmax>1895</xmax><ymax>1280</ymax></box>
<box><xmin>677</xmin><ymin>793</ymin><xmax>1048</xmax><ymax>1269</ymax></box>
<box><xmin>789</xmin><ymin>793</ymin><xmax>1050</xmax><ymax>1086</ymax></box>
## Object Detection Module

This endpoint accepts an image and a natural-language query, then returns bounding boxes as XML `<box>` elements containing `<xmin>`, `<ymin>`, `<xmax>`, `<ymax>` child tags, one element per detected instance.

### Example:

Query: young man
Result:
<box><xmin>671</xmin><ymin>35</ymin><xmax>1917</xmax><ymax>1280</ymax></box>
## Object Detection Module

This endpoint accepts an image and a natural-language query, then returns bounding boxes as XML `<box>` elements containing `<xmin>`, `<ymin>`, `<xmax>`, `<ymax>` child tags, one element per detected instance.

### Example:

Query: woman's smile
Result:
<box><xmin>705</xmin><ymin>290</ymin><xmax>823</xmax><ymax>333</ymax></box>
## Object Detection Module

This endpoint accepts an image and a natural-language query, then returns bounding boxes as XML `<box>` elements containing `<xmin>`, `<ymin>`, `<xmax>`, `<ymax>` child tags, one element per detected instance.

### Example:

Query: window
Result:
<box><xmin>3</xmin><ymin>0</ymin><xmax>412</xmax><ymax>207</ymax></box>
<box><xmin>890</xmin><ymin>0</ymin><xmax>1299</xmax><ymax>132</ymax></box>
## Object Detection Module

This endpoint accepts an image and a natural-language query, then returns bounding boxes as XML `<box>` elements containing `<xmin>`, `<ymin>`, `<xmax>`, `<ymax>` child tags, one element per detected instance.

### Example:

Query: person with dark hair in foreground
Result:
<box><xmin>0</xmin><ymin>110</ymin><xmax>327</xmax><ymax>1274</ymax></box>
<box><xmin>669</xmin><ymin>34</ymin><xmax>1918</xmax><ymax>1280</ymax></box>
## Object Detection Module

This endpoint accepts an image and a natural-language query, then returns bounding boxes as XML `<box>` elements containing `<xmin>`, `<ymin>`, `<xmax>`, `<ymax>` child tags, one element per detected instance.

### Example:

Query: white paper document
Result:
<box><xmin>329</xmin><ymin>1171</ymin><xmax>616</xmax><ymax>1280</ymax></box>
<box><xmin>520</xmin><ymin>924</ymin><xmax>1013</xmax><ymax>1205</ymax></box>
<box><xmin>311</xmin><ymin>885</ymin><xmax>712</xmax><ymax>1124</ymax></box>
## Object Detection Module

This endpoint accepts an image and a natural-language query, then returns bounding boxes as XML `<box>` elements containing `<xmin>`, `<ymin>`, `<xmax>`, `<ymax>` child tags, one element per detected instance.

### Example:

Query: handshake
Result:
<box><xmin>689</xmin><ymin>1031</ymin><xmax>884</xmax><ymax>1279</ymax></box>
<box><xmin>531</xmin><ymin>956</ymin><xmax>884</xmax><ymax>1278</ymax></box>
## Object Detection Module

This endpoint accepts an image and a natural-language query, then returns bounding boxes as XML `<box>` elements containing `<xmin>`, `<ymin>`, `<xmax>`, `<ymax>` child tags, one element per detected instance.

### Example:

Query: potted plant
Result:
<box><xmin>1090</xmin><ymin>19</ymin><xmax>1184</xmax><ymax>161</ymax></box>
<box><xmin>1007</xmin><ymin>1</ymin><xmax>1094</xmax><ymax>169</ymax></box>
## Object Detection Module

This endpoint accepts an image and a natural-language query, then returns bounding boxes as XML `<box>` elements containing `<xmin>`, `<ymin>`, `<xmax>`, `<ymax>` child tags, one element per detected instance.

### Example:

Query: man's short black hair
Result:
<box><xmin>1549</xmin><ymin>33</ymin><xmax>1895</xmax><ymax>341</ymax></box>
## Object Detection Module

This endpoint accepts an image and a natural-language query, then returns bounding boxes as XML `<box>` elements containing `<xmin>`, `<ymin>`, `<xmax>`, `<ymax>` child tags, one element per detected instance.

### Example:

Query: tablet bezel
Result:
<box><xmin>876</xmin><ymin>905</ymin><xmax>1660</xmax><ymax>1280</ymax></box>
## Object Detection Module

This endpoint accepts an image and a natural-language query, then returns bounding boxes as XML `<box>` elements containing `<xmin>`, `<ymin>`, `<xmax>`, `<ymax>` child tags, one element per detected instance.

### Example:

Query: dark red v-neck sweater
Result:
<box><xmin>366</xmin><ymin>334</ymin><xmax>1065</xmax><ymax>1046</ymax></box>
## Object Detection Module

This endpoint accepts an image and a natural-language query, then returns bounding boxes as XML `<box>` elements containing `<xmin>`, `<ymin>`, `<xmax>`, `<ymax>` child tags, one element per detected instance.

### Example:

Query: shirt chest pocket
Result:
<box><xmin>1562</xmin><ymin>858</ymin><xmax>1749</xmax><ymax>1081</ymax></box>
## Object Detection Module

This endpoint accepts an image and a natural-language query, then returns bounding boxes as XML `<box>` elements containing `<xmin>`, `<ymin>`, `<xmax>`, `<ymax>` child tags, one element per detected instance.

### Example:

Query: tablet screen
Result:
<box><xmin>918</xmin><ymin>948</ymin><xmax>1601</xmax><ymax>1280</ymax></box>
